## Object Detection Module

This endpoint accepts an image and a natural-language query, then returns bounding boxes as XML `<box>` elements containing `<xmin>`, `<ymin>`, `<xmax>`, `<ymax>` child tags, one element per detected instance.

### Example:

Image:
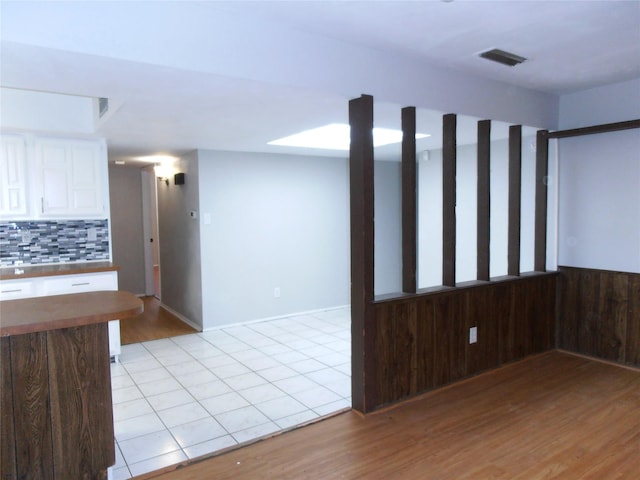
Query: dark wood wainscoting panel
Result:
<box><xmin>466</xmin><ymin>287</ymin><xmax>500</xmax><ymax>374</ymax></box>
<box><xmin>557</xmin><ymin>266</ymin><xmax>640</xmax><ymax>367</ymax></box>
<box><xmin>626</xmin><ymin>275</ymin><xmax>640</xmax><ymax>365</ymax></box>
<box><xmin>9</xmin><ymin>332</ymin><xmax>54</xmax><ymax>479</ymax></box>
<box><xmin>47</xmin><ymin>324</ymin><xmax>115</xmax><ymax>479</ymax></box>
<box><xmin>375</xmin><ymin>299</ymin><xmax>435</xmax><ymax>405</ymax></box>
<box><xmin>433</xmin><ymin>293</ymin><xmax>467</xmax><ymax>386</ymax></box>
<box><xmin>373</xmin><ymin>273</ymin><xmax>557</xmax><ymax>409</ymax></box>
<box><xmin>1</xmin><ymin>337</ymin><xmax>17</xmax><ymax>479</ymax></box>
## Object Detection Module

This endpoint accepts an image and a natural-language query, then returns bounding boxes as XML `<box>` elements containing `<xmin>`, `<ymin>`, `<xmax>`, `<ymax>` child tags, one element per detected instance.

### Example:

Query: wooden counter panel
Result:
<box><xmin>9</xmin><ymin>332</ymin><xmax>54</xmax><ymax>479</ymax></box>
<box><xmin>1</xmin><ymin>337</ymin><xmax>17</xmax><ymax>479</ymax></box>
<box><xmin>0</xmin><ymin>262</ymin><xmax>118</xmax><ymax>280</ymax></box>
<box><xmin>1</xmin><ymin>291</ymin><xmax>143</xmax><ymax>336</ymax></box>
<box><xmin>48</xmin><ymin>324</ymin><xmax>114</xmax><ymax>479</ymax></box>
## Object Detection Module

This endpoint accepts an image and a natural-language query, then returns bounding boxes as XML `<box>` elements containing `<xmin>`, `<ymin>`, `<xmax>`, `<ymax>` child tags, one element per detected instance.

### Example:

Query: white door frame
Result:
<box><xmin>141</xmin><ymin>167</ymin><xmax>159</xmax><ymax>297</ymax></box>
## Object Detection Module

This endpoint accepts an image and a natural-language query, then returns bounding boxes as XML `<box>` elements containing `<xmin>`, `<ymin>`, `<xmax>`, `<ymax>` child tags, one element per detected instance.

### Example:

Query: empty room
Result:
<box><xmin>1</xmin><ymin>1</ymin><xmax>638</xmax><ymax>479</ymax></box>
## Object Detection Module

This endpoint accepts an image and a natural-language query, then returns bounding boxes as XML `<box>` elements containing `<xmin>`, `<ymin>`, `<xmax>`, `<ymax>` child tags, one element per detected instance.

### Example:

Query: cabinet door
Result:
<box><xmin>37</xmin><ymin>139</ymin><xmax>105</xmax><ymax>217</ymax></box>
<box><xmin>0</xmin><ymin>134</ymin><xmax>28</xmax><ymax>217</ymax></box>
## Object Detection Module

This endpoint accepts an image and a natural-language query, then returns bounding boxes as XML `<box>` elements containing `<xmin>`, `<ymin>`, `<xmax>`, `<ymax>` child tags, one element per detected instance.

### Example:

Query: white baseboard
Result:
<box><xmin>201</xmin><ymin>304</ymin><xmax>351</xmax><ymax>332</ymax></box>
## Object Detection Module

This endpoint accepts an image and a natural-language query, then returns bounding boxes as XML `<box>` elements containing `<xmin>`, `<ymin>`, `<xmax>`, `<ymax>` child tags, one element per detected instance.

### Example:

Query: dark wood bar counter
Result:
<box><xmin>1</xmin><ymin>291</ymin><xmax>142</xmax><ymax>479</ymax></box>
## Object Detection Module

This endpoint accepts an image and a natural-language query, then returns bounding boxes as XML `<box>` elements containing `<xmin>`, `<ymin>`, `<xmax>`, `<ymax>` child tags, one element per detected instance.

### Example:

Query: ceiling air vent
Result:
<box><xmin>479</xmin><ymin>48</ymin><xmax>527</xmax><ymax>67</ymax></box>
<box><xmin>98</xmin><ymin>97</ymin><xmax>109</xmax><ymax>118</ymax></box>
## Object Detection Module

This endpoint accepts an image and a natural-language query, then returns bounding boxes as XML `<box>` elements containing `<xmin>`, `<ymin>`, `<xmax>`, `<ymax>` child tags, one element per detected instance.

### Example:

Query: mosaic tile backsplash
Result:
<box><xmin>0</xmin><ymin>220</ymin><xmax>110</xmax><ymax>267</ymax></box>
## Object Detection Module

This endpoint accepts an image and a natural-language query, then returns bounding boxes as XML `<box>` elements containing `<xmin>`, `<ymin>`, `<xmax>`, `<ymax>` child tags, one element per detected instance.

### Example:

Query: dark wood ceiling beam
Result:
<box><xmin>547</xmin><ymin>119</ymin><xmax>640</xmax><ymax>139</ymax></box>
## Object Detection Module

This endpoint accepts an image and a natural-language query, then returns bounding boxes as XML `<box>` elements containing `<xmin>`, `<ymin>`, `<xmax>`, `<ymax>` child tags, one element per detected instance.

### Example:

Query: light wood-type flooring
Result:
<box><xmin>120</xmin><ymin>296</ymin><xmax>197</xmax><ymax>345</ymax></box>
<box><xmin>137</xmin><ymin>350</ymin><xmax>639</xmax><ymax>480</ymax></box>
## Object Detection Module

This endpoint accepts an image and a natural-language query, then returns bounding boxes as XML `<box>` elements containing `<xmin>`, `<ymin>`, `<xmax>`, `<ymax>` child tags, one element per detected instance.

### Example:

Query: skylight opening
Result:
<box><xmin>268</xmin><ymin>123</ymin><xmax>429</xmax><ymax>150</ymax></box>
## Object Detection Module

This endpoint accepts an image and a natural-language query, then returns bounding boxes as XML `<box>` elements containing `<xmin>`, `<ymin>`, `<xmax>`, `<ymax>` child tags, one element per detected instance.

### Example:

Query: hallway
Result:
<box><xmin>110</xmin><ymin>306</ymin><xmax>351</xmax><ymax>479</ymax></box>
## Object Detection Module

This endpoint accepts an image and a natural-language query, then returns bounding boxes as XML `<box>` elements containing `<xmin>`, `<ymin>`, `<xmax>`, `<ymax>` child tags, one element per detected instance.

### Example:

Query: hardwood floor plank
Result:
<box><xmin>120</xmin><ymin>296</ymin><xmax>197</xmax><ymax>344</ymax></box>
<box><xmin>142</xmin><ymin>351</ymin><xmax>640</xmax><ymax>480</ymax></box>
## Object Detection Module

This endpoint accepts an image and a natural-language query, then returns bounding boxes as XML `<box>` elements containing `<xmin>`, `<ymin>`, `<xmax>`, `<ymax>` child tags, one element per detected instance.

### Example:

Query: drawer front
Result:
<box><xmin>42</xmin><ymin>272</ymin><xmax>117</xmax><ymax>296</ymax></box>
<box><xmin>0</xmin><ymin>279</ymin><xmax>35</xmax><ymax>300</ymax></box>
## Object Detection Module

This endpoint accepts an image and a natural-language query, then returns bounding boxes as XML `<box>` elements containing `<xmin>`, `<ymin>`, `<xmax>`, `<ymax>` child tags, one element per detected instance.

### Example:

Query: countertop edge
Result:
<box><xmin>0</xmin><ymin>262</ymin><xmax>119</xmax><ymax>280</ymax></box>
<box><xmin>0</xmin><ymin>290</ymin><xmax>143</xmax><ymax>337</ymax></box>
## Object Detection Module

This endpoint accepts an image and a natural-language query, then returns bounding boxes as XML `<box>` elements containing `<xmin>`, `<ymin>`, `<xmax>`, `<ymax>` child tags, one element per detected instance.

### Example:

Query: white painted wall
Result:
<box><xmin>197</xmin><ymin>150</ymin><xmax>350</xmax><ymax>329</ymax></box>
<box><xmin>374</xmin><ymin>161</ymin><xmax>402</xmax><ymax>295</ymax></box>
<box><xmin>558</xmin><ymin>79</ymin><xmax>640</xmax><ymax>273</ymax></box>
<box><xmin>157</xmin><ymin>151</ymin><xmax>203</xmax><ymax>328</ymax></box>
<box><xmin>0</xmin><ymin>87</ymin><xmax>95</xmax><ymax>134</ymax></box>
<box><xmin>418</xmin><ymin>135</ymin><xmax>544</xmax><ymax>287</ymax></box>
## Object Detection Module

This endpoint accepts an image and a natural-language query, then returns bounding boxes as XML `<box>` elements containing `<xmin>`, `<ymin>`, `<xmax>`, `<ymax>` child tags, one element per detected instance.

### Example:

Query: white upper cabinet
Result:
<box><xmin>36</xmin><ymin>138</ymin><xmax>105</xmax><ymax>217</ymax></box>
<box><xmin>0</xmin><ymin>134</ymin><xmax>28</xmax><ymax>217</ymax></box>
<box><xmin>0</xmin><ymin>133</ymin><xmax>109</xmax><ymax>220</ymax></box>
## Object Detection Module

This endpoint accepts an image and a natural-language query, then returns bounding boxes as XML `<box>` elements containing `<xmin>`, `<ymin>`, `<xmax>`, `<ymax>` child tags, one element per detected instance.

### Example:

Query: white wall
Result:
<box><xmin>558</xmin><ymin>79</ymin><xmax>640</xmax><ymax>273</ymax></box>
<box><xmin>157</xmin><ymin>151</ymin><xmax>203</xmax><ymax>327</ymax></box>
<box><xmin>374</xmin><ymin>161</ymin><xmax>402</xmax><ymax>295</ymax></box>
<box><xmin>197</xmin><ymin>150</ymin><xmax>350</xmax><ymax>329</ymax></box>
<box><xmin>418</xmin><ymin>135</ymin><xmax>542</xmax><ymax>287</ymax></box>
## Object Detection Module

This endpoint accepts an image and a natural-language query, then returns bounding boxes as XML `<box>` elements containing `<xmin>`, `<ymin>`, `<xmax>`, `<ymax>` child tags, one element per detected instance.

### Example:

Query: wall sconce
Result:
<box><xmin>153</xmin><ymin>164</ymin><xmax>171</xmax><ymax>186</ymax></box>
<box><xmin>174</xmin><ymin>173</ymin><xmax>185</xmax><ymax>185</ymax></box>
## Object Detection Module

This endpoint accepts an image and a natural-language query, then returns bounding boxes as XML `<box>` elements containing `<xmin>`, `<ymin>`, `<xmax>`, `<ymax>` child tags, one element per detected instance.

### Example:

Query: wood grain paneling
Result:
<box><xmin>433</xmin><ymin>293</ymin><xmax>467</xmax><ymax>386</ymax></box>
<box><xmin>373</xmin><ymin>273</ymin><xmax>557</xmax><ymax>410</ymax></box>
<box><xmin>477</xmin><ymin>120</ymin><xmax>491</xmax><ymax>281</ymax></box>
<box><xmin>401</xmin><ymin>106</ymin><xmax>417</xmax><ymax>294</ymax></box>
<box><xmin>534</xmin><ymin>130</ymin><xmax>549</xmax><ymax>272</ymax></box>
<box><xmin>9</xmin><ymin>332</ymin><xmax>54</xmax><ymax>479</ymax></box>
<box><xmin>1</xmin><ymin>337</ymin><xmax>17</xmax><ymax>479</ymax></box>
<box><xmin>442</xmin><ymin>114</ymin><xmax>456</xmax><ymax>287</ymax></box>
<box><xmin>626</xmin><ymin>274</ymin><xmax>640</xmax><ymax>365</ymax></box>
<box><xmin>349</xmin><ymin>94</ymin><xmax>376</xmax><ymax>412</ymax></box>
<box><xmin>557</xmin><ymin>266</ymin><xmax>640</xmax><ymax>367</ymax></box>
<box><xmin>507</xmin><ymin>125</ymin><xmax>522</xmax><ymax>276</ymax></box>
<box><xmin>47</xmin><ymin>324</ymin><xmax>114</xmax><ymax>479</ymax></box>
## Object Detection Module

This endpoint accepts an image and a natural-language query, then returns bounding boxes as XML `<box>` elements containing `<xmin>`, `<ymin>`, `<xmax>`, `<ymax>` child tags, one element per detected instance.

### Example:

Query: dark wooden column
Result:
<box><xmin>534</xmin><ymin>130</ymin><xmax>549</xmax><ymax>272</ymax></box>
<box><xmin>402</xmin><ymin>106</ymin><xmax>417</xmax><ymax>293</ymax></box>
<box><xmin>477</xmin><ymin>120</ymin><xmax>491</xmax><ymax>281</ymax></box>
<box><xmin>443</xmin><ymin>114</ymin><xmax>457</xmax><ymax>287</ymax></box>
<box><xmin>508</xmin><ymin>125</ymin><xmax>522</xmax><ymax>276</ymax></box>
<box><xmin>349</xmin><ymin>94</ymin><xmax>376</xmax><ymax>413</ymax></box>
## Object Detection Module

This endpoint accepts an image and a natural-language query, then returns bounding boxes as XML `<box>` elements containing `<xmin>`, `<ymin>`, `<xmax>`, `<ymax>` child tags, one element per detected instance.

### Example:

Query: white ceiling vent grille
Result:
<box><xmin>479</xmin><ymin>49</ymin><xmax>527</xmax><ymax>67</ymax></box>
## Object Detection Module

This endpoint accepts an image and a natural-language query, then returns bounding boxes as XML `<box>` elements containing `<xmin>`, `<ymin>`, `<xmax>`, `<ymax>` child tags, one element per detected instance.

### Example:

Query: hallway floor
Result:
<box><xmin>110</xmin><ymin>307</ymin><xmax>351</xmax><ymax>479</ymax></box>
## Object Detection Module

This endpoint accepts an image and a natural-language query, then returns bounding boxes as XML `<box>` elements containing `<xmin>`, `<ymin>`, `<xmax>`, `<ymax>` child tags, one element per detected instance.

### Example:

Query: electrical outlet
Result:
<box><xmin>87</xmin><ymin>227</ymin><xmax>97</xmax><ymax>241</ymax></box>
<box><xmin>20</xmin><ymin>229</ymin><xmax>32</xmax><ymax>244</ymax></box>
<box><xmin>274</xmin><ymin>287</ymin><xmax>281</xmax><ymax>298</ymax></box>
<box><xmin>469</xmin><ymin>326</ymin><xmax>478</xmax><ymax>344</ymax></box>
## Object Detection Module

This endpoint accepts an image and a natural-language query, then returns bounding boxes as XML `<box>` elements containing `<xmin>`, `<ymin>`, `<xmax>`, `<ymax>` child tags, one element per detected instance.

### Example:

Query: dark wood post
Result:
<box><xmin>443</xmin><ymin>114</ymin><xmax>457</xmax><ymax>287</ymax></box>
<box><xmin>534</xmin><ymin>130</ymin><xmax>549</xmax><ymax>272</ymax></box>
<box><xmin>477</xmin><ymin>120</ymin><xmax>491</xmax><ymax>281</ymax></box>
<box><xmin>349</xmin><ymin>94</ymin><xmax>376</xmax><ymax>412</ymax></box>
<box><xmin>402</xmin><ymin>106</ymin><xmax>417</xmax><ymax>293</ymax></box>
<box><xmin>508</xmin><ymin>125</ymin><xmax>522</xmax><ymax>276</ymax></box>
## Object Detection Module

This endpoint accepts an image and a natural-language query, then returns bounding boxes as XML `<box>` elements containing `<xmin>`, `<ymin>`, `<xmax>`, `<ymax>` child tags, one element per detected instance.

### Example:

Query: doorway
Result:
<box><xmin>141</xmin><ymin>166</ymin><xmax>160</xmax><ymax>298</ymax></box>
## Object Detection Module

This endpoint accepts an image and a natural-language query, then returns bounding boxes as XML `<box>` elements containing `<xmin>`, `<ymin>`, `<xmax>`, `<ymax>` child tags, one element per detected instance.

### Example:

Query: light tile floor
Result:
<box><xmin>110</xmin><ymin>307</ymin><xmax>351</xmax><ymax>479</ymax></box>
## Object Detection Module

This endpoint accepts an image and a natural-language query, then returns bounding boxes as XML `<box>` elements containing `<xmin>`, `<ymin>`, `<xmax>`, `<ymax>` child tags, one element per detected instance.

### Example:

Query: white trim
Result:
<box><xmin>160</xmin><ymin>302</ymin><xmax>202</xmax><ymax>331</ymax></box>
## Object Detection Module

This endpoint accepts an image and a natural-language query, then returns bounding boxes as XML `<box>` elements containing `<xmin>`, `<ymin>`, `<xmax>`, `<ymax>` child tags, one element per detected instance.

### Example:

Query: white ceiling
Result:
<box><xmin>1</xmin><ymin>1</ymin><xmax>638</xmax><ymax>165</ymax></box>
